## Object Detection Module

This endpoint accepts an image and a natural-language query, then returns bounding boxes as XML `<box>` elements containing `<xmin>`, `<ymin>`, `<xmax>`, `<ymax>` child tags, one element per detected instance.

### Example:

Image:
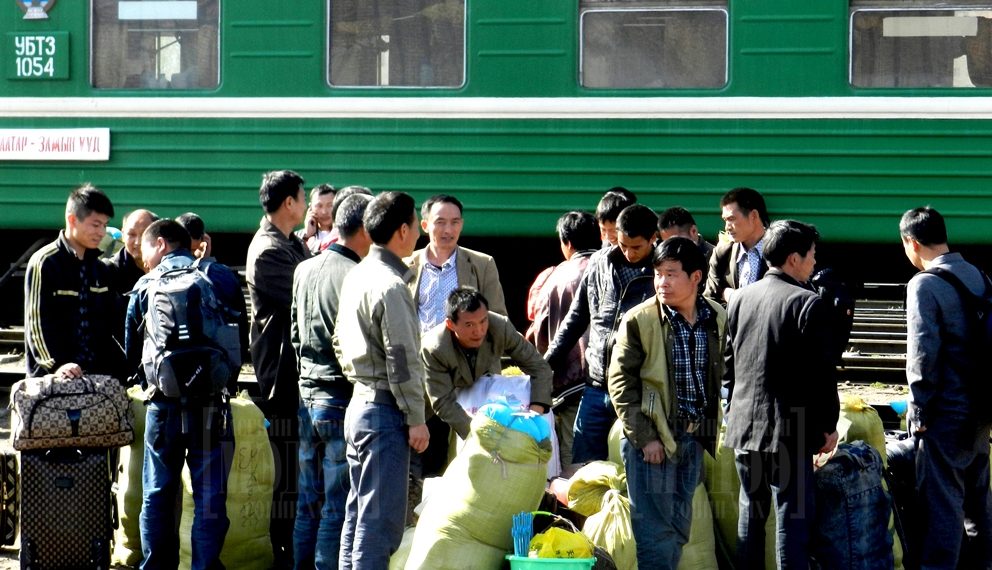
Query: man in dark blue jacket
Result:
<box><xmin>125</xmin><ymin>219</ymin><xmax>247</xmax><ymax>570</ymax></box>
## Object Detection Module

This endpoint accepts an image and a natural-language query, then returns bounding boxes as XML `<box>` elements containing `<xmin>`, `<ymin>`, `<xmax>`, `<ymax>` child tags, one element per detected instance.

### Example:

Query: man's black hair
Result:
<box><xmin>595</xmin><ymin>190</ymin><xmax>637</xmax><ymax>224</ymax></box>
<box><xmin>653</xmin><ymin>236</ymin><xmax>706</xmax><ymax>277</ymax></box>
<box><xmin>309</xmin><ymin>183</ymin><xmax>336</xmax><ymax>203</ymax></box>
<box><xmin>658</xmin><ymin>206</ymin><xmax>696</xmax><ymax>232</ymax></box>
<box><xmin>763</xmin><ymin>220</ymin><xmax>819</xmax><ymax>268</ymax></box>
<box><xmin>66</xmin><ymin>184</ymin><xmax>114</xmax><ymax>220</ymax></box>
<box><xmin>445</xmin><ymin>287</ymin><xmax>489</xmax><ymax>324</ymax></box>
<box><xmin>720</xmin><ymin>187</ymin><xmax>770</xmax><ymax>227</ymax></box>
<box><xmin>259</xmin><ymin>170</ymin><xmax>305</xmax><ymax>213</ymax></box>
<box><xmin>421</xmin><ymin>194</ymin><xmax>464</xmax><ymax>219</ymax></box>
<box><xmin>142</xmin><ymin>219</ymin><xmax>192</xmax><ymax>252</ymax></box>
<box><xmin>335</xmin><ymin>194</ymin><xmax>373</xmax><ymax>238</ymax></box>
<box><xmin>363</xmin><ymin>192</ymin><xmax>416</xmax><ymax>245</ymax></box>
<box><xmin>616</xmin><ymin>204</ymin><xmax>659</xmax><ymax>241</ymax></box>
<box><xmin>607</xmin><ymin>186</ymin><xmax>637</xmax><ymax>204</ymax></box>
<box><xmin>557</xmin><ymin>211</ymin><xmax>601</xmax><ymax>252</ymax></box>
<box><xmin>331</xmin><ymin>185</ymin><xmax>373</xmax><ymax>223</ymax></box>
<box><xmin>899</xmin><ymin>206</ymin><xmax>948</xmax><ymax>247</ymax></box>
<box><xmin>175</xmin><ymin>212</ymin><xmax>205</xmax><ymax>240</ymax></box>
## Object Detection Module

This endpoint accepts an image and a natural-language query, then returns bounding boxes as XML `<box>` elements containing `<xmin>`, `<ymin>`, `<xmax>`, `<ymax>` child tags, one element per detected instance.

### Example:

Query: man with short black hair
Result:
<box><xmin>25</xmin><ymin>184</ymin><xmax>123</xmax><ymax>380</ymax></box>
<box><xmin>595</xmin><ymin>188</ymin><xmax>637</xmax><ymax>247</ymax></box>
<box><xmin>246</xmin><ymin>169</ymin><xmax>311</xmax><ymax>567</ymax></box>
<box><xmin>724</xmin><ymin>219</ymin><xmax>839</xmax><ymax>569</ymax></box>
<box><xmin>290</xmin><ymin>193</ymin><xmax>373</xmax><ymax>569</ymax></box>
<box><xmin>546</xmin><ymin>204</ymin><xmax>658</xmax><ymax>464</ymax></box>
<box><xmin>407</xmin><ymin>193</ymin><xmax>506</xmax><ymax>333</ymax></box>
<box><xmin>334</xmin><ymin>191</ymin><xmax>428</xmax><ymax>569</ymax></box>
<box><xmin>704</xmin><ymin>187</ymin><xmax>770</xmax><ymax>305</ymax></box>
<box><xmin>125</xmin><ymin>218</ymin><xmax>246</xmax><ymax>570</ymax></box>
<box><xmin>899</xmin><ymin>206</ymin><xmax>992</xmax><ymax>568</ymax></box>
<box><xmin>525</xmin><ymin>211</ymin><xmax>600</xmax><ymax>474</ymax></box>
<box><xmin>176</xmin><ymin>212</ymin><xmax>211</xmax><ymax>259</ymax></box>
<box><xmin>658</xmin><ymin>206</ymin><xmax>715</xmax><ymax>265</ymax></box>
<box><xmin>609</xmin><ymin>237</ymin><xmax>726</xmax><ymax>568</ymax></box>
<box><xmin>423</xmin><ymin>287</ymin><xmax>552</xmax><ymax>440</ymax></box>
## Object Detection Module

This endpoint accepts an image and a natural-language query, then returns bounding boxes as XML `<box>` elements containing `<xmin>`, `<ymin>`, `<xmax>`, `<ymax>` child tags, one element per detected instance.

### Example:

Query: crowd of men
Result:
<box><xmin>21</xmin><ymin>176</ymin><xmax>992</xmax><ymax>570</ymax></box>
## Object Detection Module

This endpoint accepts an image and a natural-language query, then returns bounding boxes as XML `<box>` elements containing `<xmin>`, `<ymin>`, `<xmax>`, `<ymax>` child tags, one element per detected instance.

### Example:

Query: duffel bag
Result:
<box><xmin>10</xmin><ymin>374</ymin><xmax>134</xmax><ymax>450</ymax></box>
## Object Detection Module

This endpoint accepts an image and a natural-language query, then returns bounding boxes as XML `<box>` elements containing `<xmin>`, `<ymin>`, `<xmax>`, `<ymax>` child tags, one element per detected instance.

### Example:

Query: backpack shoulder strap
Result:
<box><xmin>922</xmin><ymin>267</ymin><xmax>975</xmax><ymax>303</ymax></box>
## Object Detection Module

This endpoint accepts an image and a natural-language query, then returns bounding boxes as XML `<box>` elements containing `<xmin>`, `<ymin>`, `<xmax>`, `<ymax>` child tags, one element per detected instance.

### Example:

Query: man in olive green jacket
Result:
<box><xmin>608</xmin><ymin>237</ymin><xmax>726</xmax><ymax>570</ymax></box>
<box><xmin>422</xmin><ymin>287</ymin><xmax>552</xmax><ymax>441</ymax></box>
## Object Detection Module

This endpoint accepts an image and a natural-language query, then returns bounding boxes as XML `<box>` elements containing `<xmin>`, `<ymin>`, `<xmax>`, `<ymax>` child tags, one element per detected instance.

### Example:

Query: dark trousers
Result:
<box><xmin>916</xmin><ymin>424</ymin><xmax>992</xmax><ymax>570</ymax></box>
<box><xmin>734</xmin><ymin>447</ymin><xmax>815</xmax><ymax>570</ymax></box>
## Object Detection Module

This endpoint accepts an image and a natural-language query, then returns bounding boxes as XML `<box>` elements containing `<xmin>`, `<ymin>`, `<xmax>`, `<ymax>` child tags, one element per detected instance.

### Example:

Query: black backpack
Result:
<box><xmin>923</xmin><ymin>266</ymin><xmax>992</xmax><ymax>423</ymax></box>
<box><xmin>140</xmin><ymin>259</ymin><xmax>241</xmax><ymax>399</ymax></box>
<box><xmin>812</xmin><ymin>268</ymin><xmax>857</xmax><ymax>366</ymax></box>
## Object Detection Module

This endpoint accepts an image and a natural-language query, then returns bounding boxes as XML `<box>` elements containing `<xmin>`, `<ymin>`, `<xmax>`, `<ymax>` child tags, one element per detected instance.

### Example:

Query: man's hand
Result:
<box><xmin>303</xmin><ymin>209</ymin><xmax>318</xmax><ymax>240</ymax></box>
<box><xmin>529</xmin><ymin>403</ymin><xmax>547</xmax><ymax>415</ymax></box>
<box><xmin>641</xmin><ymin>440</ymin><xmax>666</xmax><ymax>465</ymax></box>
<box><xmin>408</xmin><ymin>423</ymin><xmax>430</xmax><ymax>453</ymax></box>
<box><xmin>819</xmin><ymin>430</ymin><xmax>839</xmax><ymax>455</ymax></box>
<box><xmin>55</xmin><ymin>363</ymin><xmax>82</xmax><ymax>379</ymax></box>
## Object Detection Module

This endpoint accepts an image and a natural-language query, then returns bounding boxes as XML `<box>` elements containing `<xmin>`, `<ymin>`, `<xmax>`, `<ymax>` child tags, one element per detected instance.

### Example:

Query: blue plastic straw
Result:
<box><xmin>511</xmin><ymin>511</ymin><xmax>533</xmax><ymax>556</ymax></box>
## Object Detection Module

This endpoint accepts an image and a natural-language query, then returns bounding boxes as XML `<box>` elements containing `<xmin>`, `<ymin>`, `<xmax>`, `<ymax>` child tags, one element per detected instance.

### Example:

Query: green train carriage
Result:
<box><xmin>1</xmin><ymin>0</ymin><xmax>991</xmax><ymax>246</ymax></box>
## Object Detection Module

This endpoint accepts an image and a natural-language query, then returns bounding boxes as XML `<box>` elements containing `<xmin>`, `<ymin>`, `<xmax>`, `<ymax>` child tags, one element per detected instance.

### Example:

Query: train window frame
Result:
<box><xmin>578</xmin><ymin>5</ymin><xmax>729</xmax><ymax>90</ymax></box>
<box><xmin>89</xmin><ymin>0</ymin><xmax>221</xmax><ymax>90</ymax></box>
<box><xmin>849</xmin><ymin>3</ymin><xmax>992</xmax><ymax>88</ymax></box>
<box><xmin>325</xmin><ymin>0</ymin><xmax>467</xmax><ymax>90</ymax></box>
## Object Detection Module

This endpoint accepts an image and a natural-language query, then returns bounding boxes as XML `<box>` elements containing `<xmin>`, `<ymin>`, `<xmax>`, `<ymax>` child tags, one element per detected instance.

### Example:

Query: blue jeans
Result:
<box><xmin>140</xmin><ymin>398</ymin><xmax>234</xmax><ymax>570</ymax></box>
<box><xmin>623</xmin><ymin>431</ymin><xmax>703</xmax><ymax>570</ymax></box>
<box><xmin>293</xmin><ymin>397</ymin><xmax>348</xmax><ymax>570</ymax></box>
<box><xmin>735</xmin><ymin>447</ymin><xmax>815</xmax><ymax>570</ymax></box>
<box><xmin>571</xmin><ymin>384</ymin><xmax>616</xmax><ymax>464</ymax></box>
<box><xmin>338</xmin><ymin>401</ymin><xmax>409</xmax><ymax>570</ymax></box>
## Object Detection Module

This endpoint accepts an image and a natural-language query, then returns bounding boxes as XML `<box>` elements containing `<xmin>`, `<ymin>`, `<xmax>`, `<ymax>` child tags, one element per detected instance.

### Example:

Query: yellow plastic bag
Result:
<box><xmin>583</xmin><ymin>489</ymin><xmax>637</xmax><ymax>570</ymax></box>
<box><xmin>530</xmin><ymin>526</ymin><xmax>594</xmax><ymax>559</ymax></box>
<box><xmin>567</xmin><ymin>461</ymin><xmax>626</xmax><ymax>517</ymax></box>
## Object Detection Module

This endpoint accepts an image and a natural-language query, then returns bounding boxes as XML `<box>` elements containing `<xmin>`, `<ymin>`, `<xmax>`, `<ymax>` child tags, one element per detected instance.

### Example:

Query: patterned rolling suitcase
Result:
<box><xmin>0</xmin><ymin>449</ymin><xmax>16</xmax><ymax>546</ymax></box>
<box><xmin>19</xmin><ymin>448</ymin><xmax>113</xmax><ymax>569</ymax></box>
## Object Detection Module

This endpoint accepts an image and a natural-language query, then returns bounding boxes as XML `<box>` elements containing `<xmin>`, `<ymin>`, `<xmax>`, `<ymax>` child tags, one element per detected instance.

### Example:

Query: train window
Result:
<box><xmin>328</xmin><ymin>0</ymin><xmax>465</xmax><ymax>87</ymax></box>
<box><xmin>851</xmin><ymin>3</ymin><xmax>992</xmax><ymax>87</ymax></box>
<box><xmin>579</xmin><ymin>2</ymin><xmax>728</xmax><ymax>89</ymax></box>
<box><xmin>91</xmin><ymin>0</ymin><xmax>220</xmax><ymax>89</ymax></box>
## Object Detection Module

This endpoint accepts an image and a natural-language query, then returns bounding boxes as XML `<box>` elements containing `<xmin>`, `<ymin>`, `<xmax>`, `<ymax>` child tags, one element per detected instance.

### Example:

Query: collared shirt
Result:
<box><xmin>663</xmin><ymin>299</ymin><xmax>712</xmax><ymax>420</ymax></box>
<box><xmin>736</xmin><ymin>236</ymin><xmax>766</xmax><ymax>288</ymax></box>
<box><xmin>417</xmin><ymin>248</ymin><xmax>459</xmax><ymax>332</ymax></box>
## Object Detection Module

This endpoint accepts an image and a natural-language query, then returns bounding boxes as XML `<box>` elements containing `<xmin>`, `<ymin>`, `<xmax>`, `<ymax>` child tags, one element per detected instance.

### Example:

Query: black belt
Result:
<box><xmin>370</xmin><ymin>389</ymin><xmax>397</xmax><ymax>407</ymax></box>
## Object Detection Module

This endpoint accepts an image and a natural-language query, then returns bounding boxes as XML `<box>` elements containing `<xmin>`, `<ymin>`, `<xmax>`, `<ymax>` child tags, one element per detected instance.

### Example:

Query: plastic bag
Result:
<box><xmin>567</xmin><ymin>461</ymin><xmax>626</xmax><ymax>517</ymax></box>
<box><xmin>530</xmin><ymin>526</ymin><xmax>594</xmax><ymax>559</ymax></box>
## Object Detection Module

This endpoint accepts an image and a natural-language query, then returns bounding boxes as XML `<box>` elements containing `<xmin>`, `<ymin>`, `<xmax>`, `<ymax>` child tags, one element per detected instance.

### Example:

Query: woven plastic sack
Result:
<box><xmin>836</xmin><ymin>396</ymin><xmax>887</xmax><ymax>466</ymax></box>
<box><xmin>568</xmin><ymin>461</ymin><xmax>626</xmax><ymax>517</ymax></box>
<box><xmin>388</xmin><ymin>527</ymin><xmax>416</xmax><ymax>570</ymax></box>
<box><xmin>583</xmin><ymin>489</ymin><xmax>637</xmax><ymax>570</ymax></box>
<box><xmin>530</xmin><ymin>526</ymin><xmax>595</xmax><ymax>559</ymax></box>
<box><xmin>703</xmin><ymin>434</ymin><xmax>775</xmax><ymax>569</ymax></box>
<box><xmin>112</xmin><ymin>385</ymin><xmax>148</xmax><ymax>566</ymax></box>
<box><xmin>677</xmin><ymin>483</ymin><xmax>718</xmax><ymax>570</ymax></box>
<box><xmin>608</xmin><ymin>420</ymin><xmax>624</xmax><ymax>470</ymax></box>
<box><xmin>406</xmin><ymin>413</ymin><xmax>552</xmax><ymax>569</ymax></box>
<box><xmin>179</xmin><ymin>396</ymin><xmax>274</xmax><ymax>570</ymax></box>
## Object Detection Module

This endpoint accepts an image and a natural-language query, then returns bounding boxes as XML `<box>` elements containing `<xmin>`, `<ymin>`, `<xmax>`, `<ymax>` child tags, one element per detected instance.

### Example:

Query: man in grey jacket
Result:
<box><xmin>334</xmin><ymin>192</ymin><xmax>428</xmax><ymax>569</ymax></box>
<box><xmin>900</xmin><ymin>206</ymin><xmax>992</xmax><ymax>568</ymax></box>
<box><xmin>290</xmin><ymin>193</ymin><xmax>372</xmax><ymax>569</ymax></box>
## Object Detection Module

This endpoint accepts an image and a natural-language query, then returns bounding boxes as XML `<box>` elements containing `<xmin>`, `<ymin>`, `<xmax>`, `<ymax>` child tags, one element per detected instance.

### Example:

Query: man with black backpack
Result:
<box><xmin>124</xmin><ymin>219</ymin><xmax>248</xmax><ymax>570</ymax></box>
<box><xmin>900</xmin><ymin>206</ymin><xmax>992</xmax><ymax>568</ymax></box>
